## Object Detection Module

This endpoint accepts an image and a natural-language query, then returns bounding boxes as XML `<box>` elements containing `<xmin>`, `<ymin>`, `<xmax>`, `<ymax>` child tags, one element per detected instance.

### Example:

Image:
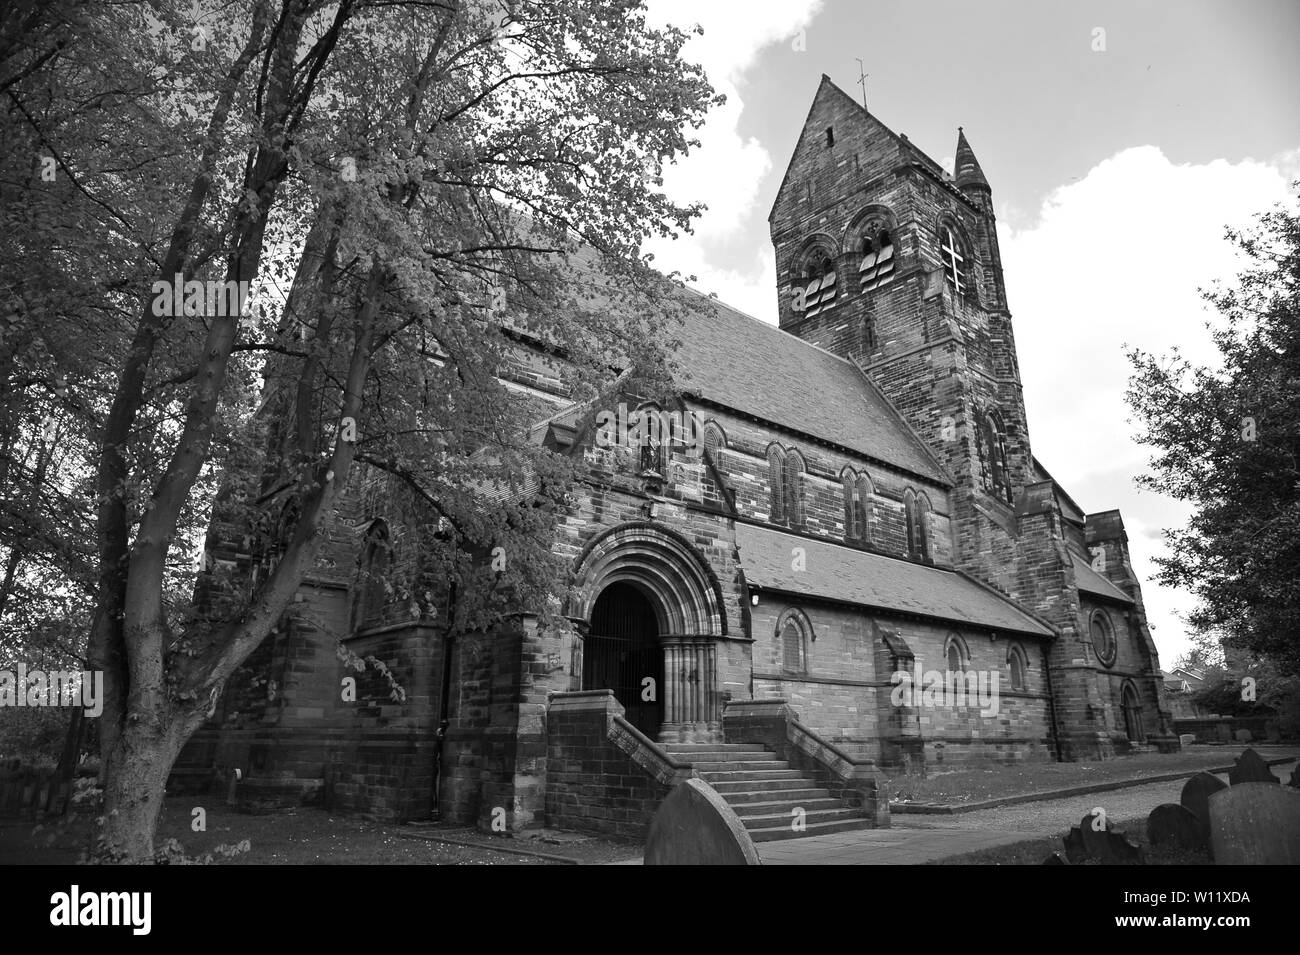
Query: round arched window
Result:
<box><xmin>944</xmin><ymin>634</ymin><xmax>967</xmax><ymax>672</ymax></box>
<box><xmin>1008</xmin><ymin>645</ymin><xmax>1027</xmax><ymax>690</ymax></box>
<box><xmin>1091</xmin><ymin>610</ymin><xmax>1117</xmax><ymax>667</ymax></box>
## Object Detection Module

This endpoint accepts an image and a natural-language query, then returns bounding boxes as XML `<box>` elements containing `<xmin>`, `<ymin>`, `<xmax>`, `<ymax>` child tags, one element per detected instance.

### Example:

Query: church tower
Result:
<box><xmin>769</xmin><ymin>77</ymin><xmax>1143</xmax><ymax>759</ymax></box>
<box><xmin>769</xmin><ymin>76</ymin><xmax>1032</xmax><ymax>589</ymax></box>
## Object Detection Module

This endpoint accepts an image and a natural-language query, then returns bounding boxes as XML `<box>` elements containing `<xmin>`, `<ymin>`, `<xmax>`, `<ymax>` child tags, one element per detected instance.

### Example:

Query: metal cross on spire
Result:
<box><xmin>855</xmin><ymin>58</ymin><xmax>868</xmax><ymax>109</ymax></box>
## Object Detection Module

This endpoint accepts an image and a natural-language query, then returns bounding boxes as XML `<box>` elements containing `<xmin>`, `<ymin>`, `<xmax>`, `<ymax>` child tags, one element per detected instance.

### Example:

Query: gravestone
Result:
<box><xmin>1147</xmin><ymin>803</ymin><xmax>1205</xmax><ymax>851</ymax></box>
<box><xmin>1180</xmin><ymin>771</ymin><xmax>1228</xmax><ymax>845</ymax></box>
<box><xmin>1234</xmin><ymin>728</ymin><xmax>1253</xmax><ymax>743</ymax></box>
<box><xmin>1228</xmin><ymin>747</ymin><xmax>1278</xmax><ymax>785</ymax></box>
<box><xmin>1208</xmin><ymin>783</ymin><xmax>1300</xmax><ymax>865</ymax></box>
<box><xmin>1074</xmin><ymin>810</ymin><xmax>1143</xmax><ymax>864</ymax></box>
<box><xmin>1178</xmin><ymin>734</ymin><xmax>1196</xmax><ymax>748</ymax></box>
<box><xmin>1063</xmin><ymin>825</ymin><xmax>1086</xmax><ymax>863</ymax></box>
<box><xmin>644</xmin><ymin>777</ymin><xmax>761</xmax><ymax>865</ymax></box>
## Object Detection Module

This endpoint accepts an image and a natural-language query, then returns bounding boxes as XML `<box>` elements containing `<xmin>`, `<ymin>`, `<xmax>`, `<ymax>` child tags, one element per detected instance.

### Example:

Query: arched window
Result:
<box><xmin>777</xmin><ymin>608</ymin><xmax>813</xmax><ymax>674</ymax></box>
<box><xmin>856</xmin><ymin>474</ymin><xmax>874</xmax><ymax>543</ymax></box>
<box><xmin>1007</xmin><ymin>643</ymin><xmax>1028</xmax><ymax>690</ymax></box>
<box><xmin>861</xmin><ymin>313</ymin><xmax>877</xmax><ymax>353</ymax></box>
<box><xmin>783</xmin><ymin>450</ymin><xmax>806</xmax><ymax>529</ymax></box>
<box><xmin>978</xmin><ymin>410</ymin><xmax>1011</xmax><ymax>504</ymax></box>
<box><xmin>859</xmin><ymin>226</ymin><xmax>895</xmax><ymax>290</ymax></box>
<box><xmin>944</xmin><ymin>633</ymin><xmax>969</xmax><ymax>673</ymax></box>
<box><xmin>841</xmin><ymin>469</ymin><xmax>859</xmax><ymax>540</ymax></box>
<box><xmin>915</xmin><ymin>492</ymin><xmax>932</xmax><ymax>562</ymax></box>
<box><xmin>702</xmin><ymin>420</ymin><xmax>726</xmax><ymax>460</ymax></box>
<box><xmin>353</xmin><ymin>520</ymin><xmax>392</xmax><ymax>630</ymax></box>
<box><xmin>767</xmin><ymin>445</ymin><xmax>785</xmax><ymax>524</ymax></box>
<box><xmin>842</xmin><ymin>469</ymin><xmax>874</xmax><ymax>544</ymax></box>
<box><xmin>1091</xmin><ymin>609</ymin><xmax>1117</xmax><ymax>667</ymax></box>
<box><xmin>903</xmin><ymin>489</ymin><xmax>918</xmax><ymax>558</ymax></box>
<box><xmin>905</xmin><ymin>489</ymin><xmax>931</xmax><ymax>561</ymax></box>
<box><xmin>794</xmin><ymin>245</ymin><xmax>837</xmax><ymax>317</ymax></box>
<box><xmin>939</xmin><ymin>225</ymin><xmax>968</xmax><ymax>296</ymax></box>
<box><xmin>1121</xmin><ymin>682</ymin><xmax>1145</xmax><ymax>742</ymax></box>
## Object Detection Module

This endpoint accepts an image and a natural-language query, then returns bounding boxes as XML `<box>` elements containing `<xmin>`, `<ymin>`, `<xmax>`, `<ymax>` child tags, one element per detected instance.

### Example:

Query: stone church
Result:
<box><xmin>177</xmin><ymin>77</ymin><xmax>1178</xmax><ymax>842</ymax></box>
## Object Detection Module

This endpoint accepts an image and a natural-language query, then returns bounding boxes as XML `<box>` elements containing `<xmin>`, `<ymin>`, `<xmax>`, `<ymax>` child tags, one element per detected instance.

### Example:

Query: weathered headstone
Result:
<box><xmin>1180</xmin><ymin>771</ymin><xmax>1228</xmax><ymax>846</ymax></box>
<box><xmin>1234</xmin><ymin>728</ymin><xmax>1253</xmax><ymax>743</ymax></box>
<box><xmin>1147</xmin><ymin>803</ymin><xmax>1205</xmax><ymax>852</ymax></box>
<box><xmin>1178</xmin><ymin>733</ymin><xmax>1196</xmax><ymax>748</ymax></box>
<box><xmin>1228</xmin><ymin>747</ymin><xmax>1278</xmax><ymax>785</ymax></box>
<box><xmin>644</xmin><ymin>777</ymin><xmax>761</xmax><ymax>865</ymax></box>
<box><xmin>1076</xmin><ymin>811</ymin><xmax>1144</xmax><ymax>864</ymax></box>
<box><xmin>1208</xmin><ymin>783</ymin><xmax>1300</xmax><ymax>865</ymax></box>
<box><xmin>1063</xmin><ymin>825</ymin><xmax>1086</xmax><ymax>863</ymax></box>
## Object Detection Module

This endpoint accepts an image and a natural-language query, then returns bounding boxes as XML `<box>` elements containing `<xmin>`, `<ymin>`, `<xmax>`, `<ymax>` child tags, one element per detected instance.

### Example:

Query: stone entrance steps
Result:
<box><xmin>663</xmin><ymin>743</ymin><xmax>873</xmax><ymax>843</ymax></box>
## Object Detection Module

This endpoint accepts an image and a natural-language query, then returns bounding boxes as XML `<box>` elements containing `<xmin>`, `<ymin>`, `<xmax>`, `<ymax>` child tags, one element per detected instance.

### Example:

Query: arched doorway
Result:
<box><xmin>584</xmin><ymin>582</ymin><xmax>664</xmax><ymax>737</ymax></box>
<box><xmin>1121</xmin><ymin>683</ymin><xmax>1145</xmax><ymax>743</ymax></box>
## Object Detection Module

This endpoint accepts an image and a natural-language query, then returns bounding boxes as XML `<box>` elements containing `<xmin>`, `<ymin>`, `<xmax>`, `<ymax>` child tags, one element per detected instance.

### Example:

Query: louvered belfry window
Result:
<box><xmin>859</xmin><ymin>228</ymin><xmax>895</xmax><ymax>290</ymax></box>
<box><xmin>796</xmin><ymin>253</ymin><xmax>837</xmax><ymax>317</ymax></box>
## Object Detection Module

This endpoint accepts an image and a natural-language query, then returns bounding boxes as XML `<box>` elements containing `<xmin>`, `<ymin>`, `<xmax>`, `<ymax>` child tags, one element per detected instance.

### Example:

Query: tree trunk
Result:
<box><xmin>96</xmin><ymin>705</ymin><xmax>191</xmax><ymax>863</ymax></box>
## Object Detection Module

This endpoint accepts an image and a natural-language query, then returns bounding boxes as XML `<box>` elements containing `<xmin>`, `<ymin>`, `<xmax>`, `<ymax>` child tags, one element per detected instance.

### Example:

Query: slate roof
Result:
<box><xmin>736</xmin><ymin>522</ymin><xmax>1053</xmax><ymax>636</ymax></box>
<box><xmin>1070</xmin><ymin>551</ymin><xmax>1134</xmax><ymax>604</ymax></box>
<box><xmin>670</xmin><ymin>295</ymin><xmax>950</xmax><ymax>485</ymax></box>
<box><xmin>521</xmin><ymin>243</ymin><xmax>949</xmax><ymax>486</ymax></box>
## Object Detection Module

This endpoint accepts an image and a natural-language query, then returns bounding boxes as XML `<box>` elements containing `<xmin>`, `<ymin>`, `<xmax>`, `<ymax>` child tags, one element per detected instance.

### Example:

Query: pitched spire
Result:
<box><xmin>953</xmin><ymin>127</ymin><xmax>990</xmax><ymax>192</ymax></box>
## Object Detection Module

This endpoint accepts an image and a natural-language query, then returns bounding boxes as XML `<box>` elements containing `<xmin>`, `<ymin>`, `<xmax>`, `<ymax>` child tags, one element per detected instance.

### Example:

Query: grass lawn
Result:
<box><xmin>0</xmin><ymin>797</ymin><xmax>641</xmax><ymax>865</ymax></box>
<box><xmin>883</xmin><ymin>744</ymin><xmax>1298</xmax><ymax>805</ymax></box>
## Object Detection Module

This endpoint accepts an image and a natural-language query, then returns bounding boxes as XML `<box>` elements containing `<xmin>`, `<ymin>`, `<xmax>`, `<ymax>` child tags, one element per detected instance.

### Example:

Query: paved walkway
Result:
<box><xmin>758</xmin><ymin>757</ymin><xmax>1298</xmax><ymax>865</ymax></box>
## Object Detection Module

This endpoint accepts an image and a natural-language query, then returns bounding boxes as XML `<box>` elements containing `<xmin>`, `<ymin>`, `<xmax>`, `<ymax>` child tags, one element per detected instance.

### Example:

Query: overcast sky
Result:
<box><xmin>642</xmin><ymin>0</ymin><xmax>1300</xmax><ymax>668</ymax></box>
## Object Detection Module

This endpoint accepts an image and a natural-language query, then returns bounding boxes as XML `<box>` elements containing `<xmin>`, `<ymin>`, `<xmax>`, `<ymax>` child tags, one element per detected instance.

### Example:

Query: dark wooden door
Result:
<box><xmin>584</xmin><ymin>582</ymin><xmax>663</xmax><ymax>737</ymax></box>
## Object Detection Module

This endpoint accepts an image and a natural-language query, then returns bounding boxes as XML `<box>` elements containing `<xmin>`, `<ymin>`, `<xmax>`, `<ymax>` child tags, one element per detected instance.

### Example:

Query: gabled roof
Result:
<box><xmin>736</xmin><ymin>522</ymin><xmax>1053</xmax><ymax>637</ymax></box>
<box><xmin>514</xmin><ymin>238</ymin><xmax>950</xmax><ymax>486</ymax></box>
<box><xmin>671</xmin><ymin>294</ymin><xmax>950</xmax><ymax>485</ymax></box>
<box><xmin>1070</xmin><ymin>551</ymin><xmax>1134</xmax><ymax>605</ymax></box>
<box><xmin>769</xmin><ymin>76</ymin><xmax>969</xmax><ymax>224</ymax></box>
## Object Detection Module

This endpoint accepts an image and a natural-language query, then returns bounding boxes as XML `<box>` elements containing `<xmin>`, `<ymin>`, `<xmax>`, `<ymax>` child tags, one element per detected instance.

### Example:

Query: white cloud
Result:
<box><xmin>1002</xmin><ymin>145</ymin><xmax>1296</xmax><ymax>665</ymax></box>
<box><xmin>644</xmin><ymin>0</ymin><xmax>823</xmax><ymax>313</ymax></box>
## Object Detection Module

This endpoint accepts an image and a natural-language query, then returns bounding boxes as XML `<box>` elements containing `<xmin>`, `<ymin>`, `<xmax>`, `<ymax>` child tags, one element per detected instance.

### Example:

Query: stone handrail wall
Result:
<box><xmin>608</xmin><ymin>713</ymin><xmax>695</xmax><ymax>787</ymax></box>
<box><xmin>545</xmin><ymin>690</ymin><xmax>693</xmax><ymax>839</ymax></box>
<box><xmin>723</xmin><ymin>698</ymin><xmax>889</xmax><ymax>827</ymax></box>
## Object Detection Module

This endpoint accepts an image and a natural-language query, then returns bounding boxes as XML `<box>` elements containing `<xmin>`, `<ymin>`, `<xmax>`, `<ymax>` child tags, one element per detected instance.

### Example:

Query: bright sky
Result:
<box><xmin>644</xmin><ymin>0</ymin><xmax>1300</xmax><ymax>668</ymax></box>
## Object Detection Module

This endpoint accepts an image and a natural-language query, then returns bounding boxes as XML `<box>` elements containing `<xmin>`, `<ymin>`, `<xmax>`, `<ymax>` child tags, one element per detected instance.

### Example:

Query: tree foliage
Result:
<box><xmin>1127</xmin><ymin>189</ymin><xmax>1300</xmax><ymax>680</ymax></box>
<box><xmin>1</xmin><ymin>0</ymin><xmax>720</xmax><ymax>860</ymax></box>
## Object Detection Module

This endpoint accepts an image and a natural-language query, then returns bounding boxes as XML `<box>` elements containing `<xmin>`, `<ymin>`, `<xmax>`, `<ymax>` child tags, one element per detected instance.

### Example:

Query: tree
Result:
<box><xmin>1127</xmin><ymin>188</ymin><xmax>1300</xmax><ymax>682</ymax></box>
<box><xmin>2</xmin><ymin>0</ymin><xmax>719</xmax><ymax>860</ymax></box>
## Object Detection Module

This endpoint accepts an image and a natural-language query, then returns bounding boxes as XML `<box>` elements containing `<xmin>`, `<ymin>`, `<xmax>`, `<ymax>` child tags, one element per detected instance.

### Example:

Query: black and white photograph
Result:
<box><xmin>1</xmin><ymin>0</ymin><xmax>1297</xmax><ymax>929</ymax></box>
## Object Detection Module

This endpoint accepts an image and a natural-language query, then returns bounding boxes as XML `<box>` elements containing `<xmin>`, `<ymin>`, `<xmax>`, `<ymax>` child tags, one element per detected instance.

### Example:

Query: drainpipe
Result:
<box><xmin>1041</xmin><ymin>640</ymin><xmax>1064</xmax><ymax>762</ymax></box>
<box><xmin>431</xmin><ymin>582</ymin><xmax>458</xmax><ymax>818</ymax></box>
